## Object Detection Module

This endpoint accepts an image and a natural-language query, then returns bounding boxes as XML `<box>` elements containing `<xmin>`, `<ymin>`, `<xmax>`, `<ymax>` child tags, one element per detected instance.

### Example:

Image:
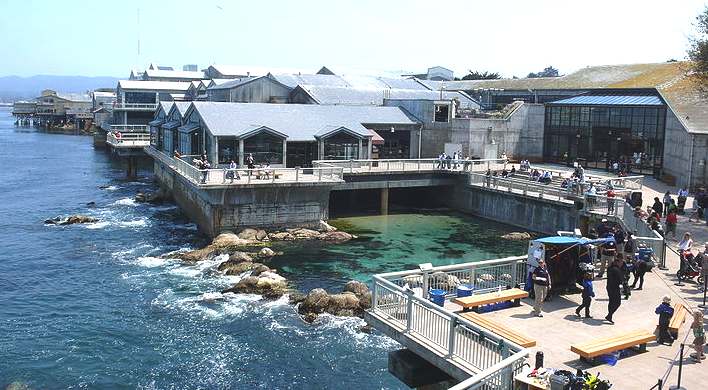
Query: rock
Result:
<box><xmin>269</xmin><ymin>231</ymin><xmax>294</xmax><ymax>241</ymax></box>
<box><xmin>250</xmin><ymin>264</ymin><xmax>271</xmax><ymax>277</ymax></box>
<box><xmin>228</xmin><ymin>251</ymin><xmax>253</xmax><ymax>263</ymax></box>
<box><xmin>358</xmin><ymin>324</ymin><xmax>374</xmax><ymax>334</ymax></box>
<box><xmin>302</xmin><ymin>312</ymin><xmax>319</xmax><ymax>323</ymax></box>
<box><xmin>297</xmin><ymin>286</ymin><xmax>368</xmax><ymax>323</ymax></box>
<box><xmin>317</xmin><ymin>220</ymin><xmax>337</xmax><ymax>232</ymax></box>
<box><xmin>298</xmin><ymin>288</ymin><xmax>331</xmax><ymax>316</ymax></box>
<box><xmin>258</xmin><ymin>247</ymin><xmax>275</xmax><ymax>257</ymax></box>
<box><xmin>288</xmin><ymin>291</ymin><xmax>307</xmax><ymax>305</ymax></box>
<box><xmin>174</xmin><ymin>246</ymin><xmax>218</xmax><ymax>263</ymax></box>
<box><xmin>45</xmin><ymin>215</ymin><xmax>98</xmax><ymax>225</ymax></box>
<box><xmin>291</xmin><ymin>228</ymin><xmax>321</xmax><ymax>239</ymax></box>
<box><xmin>326</xmin><ymin>292</ymin><xmax>361</xmax><ymax>316</ymax></box>
<box><xmin>343</xmin><ymin>280</ymin><xmax>370</xmax><ymax>297</ymax></box>
<box><xmin>217</xmin><ymin>260</ymin><xmax>254</xmax><ymax>275</ymax></box>
<box><xmin>86</xmin><ymin>201</ymin><xmax>96</xmax><ymax>208</ymax></box>
<box><xmin>256</xmin><ymin>229</ymin><xmax>268</xmax><ymax>241</ymax></box>
<box><xmin>237</xmin><ymin>228</ymin><xmax>259</xmax><ymax>240</ymax></box>
<box><xmin>135</xmin><ymin>188</ymin><xmax>168</xmax><ymax>204</ymax></box>
<box><xmin>223</xmin><ymin>271</ymin><xmax>288</xmax><ymax>298</ymax></box>
<box><xmin>501</xmin><ymin>232</ymin><xmax>531</xmax><ymax>241</ymax></box>
<box><xmin>211</xmin><ymin>232</ymin><xmax>252</xmax><ymax>249</ymax></box>
<box><xmin>318</xmin><ymin>231</ymin><xmax>355</xmax><ymax>241</ymax></box>
<box><xmin>4</xmin><ymin>382</ymin><xmax>30</xmax><ymax>390</ymax></box>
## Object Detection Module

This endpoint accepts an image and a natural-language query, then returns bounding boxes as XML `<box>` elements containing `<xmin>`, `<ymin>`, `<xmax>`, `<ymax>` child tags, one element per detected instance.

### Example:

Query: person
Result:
<box><xmin>678</xmin><ymin>187</ymin><xmax>689</xmax><ymax>215</ymax></box>
<box><xmin>445</xmin><ymin>153</ymin><xmax>452</xmax><ymax>169</ymax></box>
<box><xmin>689</xmin><ymin>311</ymin><xmax>705</xmax><ymax>362</ymax></box>
<box><xmin>246</xmin><ymin>153</ymin><xmax>255</xmax><ymax>170</ymax></box>
<box><xmin>606</xmin><ymin>186</ymin><xmax>616</xmax><ymax>215</ymax></box>
<box><xmin>586</xmin><ymin>183</ymin><xmax>597</xmax><ymax>208</ymax></box>
<box><xmin>173</xmin><ymin>149</ymin><xmax>181</xmax><ymax>159</ymax></box>
<box><xmin>655</xmin><ymin>296</ymin><xmax>675</xmax><ymax>345</ymax></box>
<box><xmin>501</xmin><ymin>168</ymin><xmax>509</xmax><ymax>178</ymax></box>
<box><xmin>663</xmin><ymin>191</ymin><xmax>672</xmax><ymax>217</ymax></box>
<box><xmin>597</xmin><ymin>218</ymin><xmax>611</xmax><ymax>238</ymax></box>
<box><xmin>667</xmin><ymin>198</ymin><xmax>678</xmax><ymax>216</ymax></box>
<box><xmin>575</xmin><ymin>272</ymin><xmax>595</xmax><ymax>318</ymax></box>
<box><xmin>531</xmin><ymin>259</ymin><xmax>551</xmax><ymax>317</ymax></box>
<box><xmin>201</xmin><ymin>150</ymin><xmax>207</xmax><ymax>163</ymax></box>
<box><xmin>452</xmin><ymin>151</ymin><xmax>459</xmax><ymax>170</ymax></box>
<box><xmin>678</xmin><ymin>232</ymin><xmax>693</xmax><ymax>255</ymax></box>
<box><xmin>605</xmin><ymin>257</ymin><xmax>623</xmax><ymax>324</ymax></box>
<box><xmin>700</xmin><ymin>242</ymin><xmax>708</xmax><ymax>292</ymax></box>
<box><xmin>510</xmin><ymin>166</ymin><xmax>516</xmax><ymax>175</ymax></box>
<box><xmin>115</xmin><ymin>131</ymin><xmax>122</xmax><ymax>143</ymax></box>
<box><xmin>199</xmin><ymin>158</ymin><xmax>210</xmax><ymax>184</ymax></box>
<box><xmin>436</xmin><ymin>153</ymin><xmax>445</xmax><ymax>169</ymax></box>
<box><xmin>652</xmin><ymin>197</ymin><xmax>664</xmax><ymax>218</ymax></box>
<box><xmin>598</xmin><ymin>232</ymin><xmax>616</xmax><ymax>278</ymax></box>
<box><xmin>619</xmin><ymin>254</ymin><xmax>632</xmax><ymax>300</ymax></box>
<box><xmin>665</xmin><ymin>210</ymin><xmax>678</xmax><ymax>239</ymax></box>
<box><xmin>225</xmin><ymin>160</ymin><xmax>239</xmax><ymax>183</ymax></box>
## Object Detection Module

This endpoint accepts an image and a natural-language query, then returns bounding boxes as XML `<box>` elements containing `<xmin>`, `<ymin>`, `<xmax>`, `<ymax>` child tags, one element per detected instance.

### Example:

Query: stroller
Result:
<box><xmin>677</xmin><ymin>252</ymin><xmax>704</xmax><ymax>283</ymax></box>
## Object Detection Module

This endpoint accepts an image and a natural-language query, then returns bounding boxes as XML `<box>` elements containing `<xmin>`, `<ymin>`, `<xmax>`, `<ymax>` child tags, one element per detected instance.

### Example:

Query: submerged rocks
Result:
<box><xmin>501</xmin><ymin>232</ymin><xmax>532</xmax><ymax>241</ymax></box>
<box><xmin>258</xmin><ymin>247</ymin><xmax>275</xmax><ymax>258</ymax></box>
<box><xmin>297</xmin><ymin>281</ymin><xmax>372</xmax><ymax>323</ymax></box>
<box><xmin>135</xmin><ymin>188</ymin><xmax>168</xmax><ymax>203</ymax></box>
<box><xmin>44</xmin><ymin>215</ymin><xmax>98</xmax><ymax>225</ymax></box>
<box><xmin>319</xmin><ymin>231</ymin><xmax>354</xmax><ymax>241</ymax></box>
<box><xmin>223</xmin><ymin>271</ymin><xmax>288</xmax><ymax>298</ymax></box>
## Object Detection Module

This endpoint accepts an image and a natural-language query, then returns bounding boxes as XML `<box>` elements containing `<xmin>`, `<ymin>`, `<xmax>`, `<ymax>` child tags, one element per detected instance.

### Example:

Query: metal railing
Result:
<box><xmin>111</xmin><ymin>102</ymin><xmax>158</xmax><ymax>110</ymax></box>
<box><xmin>370</xmin><ymin>256</ymin><xmax>529</xmax><ymax>386</ymax></box>
<box><xmin>450</xmin><ymin>350</ymin><xmax>529</xmax><ymax>390</ymax></box>
<box><xmin>110</xmin><ymin>124</ymin><xmax>150</xmax><ymax>132</ymax></box>
<box><xmin>469</xmin><ymin>172</ymin><xmax>582</xmax><ymax>202</ymax></box>
<box><xmin>146</xmin><ymin>147</ymin><xmax>345</xmax><ymax>186</ymax></box>
<box><xmin>312</xmin><ymin>158</ymin><xmax>507</xmax><ymax>175</ymax></box>
<box><xmin>106</xmin><ymin>132</ymin><xmax>151</xmax><ymax>147</ymax></box>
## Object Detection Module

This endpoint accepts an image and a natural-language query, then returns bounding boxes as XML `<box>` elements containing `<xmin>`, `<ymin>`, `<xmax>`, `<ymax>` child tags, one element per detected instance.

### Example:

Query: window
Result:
<box><xmin>218</xmin><ymin>138</ymin><xmax>239</xmax><ymax>164</ymax></box>
<box><xmin>324</xmin><ymin>132</ymin><xmax>360</xmax><ymax>160</ymax></box>
<box><xmin>434</xmin><ymin>104</ymin><xmax>449</xmax><ymax>122</ymax></box>
<box><xmin>244</xmin><ymin>132</ymin><xmax>284</xmax><ymax>164</ymax></box>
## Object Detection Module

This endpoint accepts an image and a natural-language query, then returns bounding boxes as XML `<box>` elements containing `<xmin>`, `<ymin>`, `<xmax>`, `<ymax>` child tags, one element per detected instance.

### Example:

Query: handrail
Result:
<box><xmin>376</xmin><ymin>255</ymin><xmax>527</xmax><ymax>279</ymax></box>
<box><xmin>449</xmin><ymin>350</ymin><xmax>529</xmax><ymax>390</ymax></box>
<box><xmin>112</xmin><ymin>102</ymin><xmax>158</xmax><ymax>110</ymax></box>
<box><xmin>110</xmin><ymin>124</ymin><xmax>150</xmax><ymax>132</ymax></box>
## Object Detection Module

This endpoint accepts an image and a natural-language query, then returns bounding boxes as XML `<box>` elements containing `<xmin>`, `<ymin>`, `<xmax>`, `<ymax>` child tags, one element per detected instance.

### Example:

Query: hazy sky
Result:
<box><xmin>0</xmin><ymin>0</ymin><xmax>705</xmax><ymax>78</ymax></box>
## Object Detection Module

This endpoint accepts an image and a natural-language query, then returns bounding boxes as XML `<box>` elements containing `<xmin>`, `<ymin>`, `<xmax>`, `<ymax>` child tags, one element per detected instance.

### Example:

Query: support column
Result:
<box><xmin>368</xmin><ymin>139</ymin><xmax>373</xmax><ymax>159</ymax></box>
<box><xmin>318</xmin><ymin>139</ymin><xmax>325</xmax><ymax>160</ymax></box>
<box><xmin>380</xmin><ymin>187</ymin><xmax>389</xmax><ymax>215</ymax></box>
<box><xmin>238</xmin><ymin>139</ymin><xmax>245</xmax><ymax>166</ymax></box>
<box><xmin>358</xmin><ymin>138</ymin><xmax>363</xmax><ymax>159</ymax></box>
<box><xmin>282</xmin><ymin>139</ymin><xmax>287</xmax><ymax>167</ymax></box>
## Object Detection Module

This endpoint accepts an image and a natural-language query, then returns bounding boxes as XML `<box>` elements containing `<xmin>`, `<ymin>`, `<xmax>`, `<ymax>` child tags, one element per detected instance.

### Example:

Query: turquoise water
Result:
<box><xmin>0</xmin><ymin>107</ymin><xmax>526</xmax><ymax>389</ymax></box>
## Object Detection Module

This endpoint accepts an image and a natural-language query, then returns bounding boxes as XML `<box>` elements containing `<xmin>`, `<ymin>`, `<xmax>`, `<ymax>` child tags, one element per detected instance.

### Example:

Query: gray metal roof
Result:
<box><xmin>188</xmin><ymin>102</ymin><xmax>419</xmax><ymax>141</ymax></box>
<box><xmin>269</xmin><ymin>73</ymin><xmax>350</xmax><ymax>89</ymax></box>
<box><xmin>207</xmin><ymin>76</ymin><xmax>260</xmax><ymax>90</ymax></box>
<box><xmin>170</xmin><ymin>101</ymin><xmax>192</xmax><ymax>118</ymax></box>
<box><xmin>296</xmin><ymin>85</ymin><xmax>478</xmax><ymax>107</ymax></box>
<box><xmin>548</xmin><ymin>94</ymin><xmax>663</xmax><ymax>106</ymax></box>
<box><xmin>118</xmin><ymin>80</ymin><xmax>192</xmax><ymax>92</ymax></box>
<box><xmin>144</xmin><ymin>69</ymin><xmax>205</xmax><ymax>80</ymax></box>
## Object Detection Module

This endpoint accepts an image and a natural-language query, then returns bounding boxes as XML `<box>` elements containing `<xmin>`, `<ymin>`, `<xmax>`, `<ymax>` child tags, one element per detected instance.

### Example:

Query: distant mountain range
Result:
<box><xmin>0</xmin><ymin>75</ymin><xmax>119</xmax><ymax>102</ymax></box>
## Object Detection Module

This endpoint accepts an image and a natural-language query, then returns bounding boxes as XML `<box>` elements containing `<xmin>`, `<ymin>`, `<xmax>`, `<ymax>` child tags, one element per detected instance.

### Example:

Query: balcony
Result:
<box><xmin>110</xmin><ymin>124</ymin><xmax>149</xmax><ymax>132</ymax></box>
<box><xmin>111</xmin><ymin>102</ymin><xmax>158</xmax><ymax>111</ymax></box>
<box><xmin>106</xmin><ymin>132</ymin><xmax>151</xmax><ymax>149</ymax></box>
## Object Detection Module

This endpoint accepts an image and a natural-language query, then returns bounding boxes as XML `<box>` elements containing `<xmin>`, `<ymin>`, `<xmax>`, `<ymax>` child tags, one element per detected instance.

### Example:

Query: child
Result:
<box><xmin>655</xmin><ymin>296</ymin><xmax>675</xmax><ymax>345</ymax></box>
<box><xmin>575</xmin><ymin>272</ymin><xmax>594</xmax><ymax>318</ymax></box>
<box><xmin>666</xmin><ymin>211</ymin><xmax>678</xmax><ymax>239</ymax></box>
<box><xmin>690</xmin><ymin>310</ymin><xmax>705</xmax><ymax>362</ymax></box>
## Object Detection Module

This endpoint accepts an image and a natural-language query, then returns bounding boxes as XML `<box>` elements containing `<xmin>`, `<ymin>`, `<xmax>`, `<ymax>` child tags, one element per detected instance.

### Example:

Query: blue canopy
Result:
<box><xmin>535</xmin><ymin>236</ymin><xmax>615</xmax><ymax>245</ymax></box>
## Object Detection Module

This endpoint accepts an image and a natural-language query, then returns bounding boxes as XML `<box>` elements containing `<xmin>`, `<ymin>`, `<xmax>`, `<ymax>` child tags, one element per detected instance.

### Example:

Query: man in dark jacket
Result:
<box><xmin>652</xmin><ymin>197</ymin><xmax>663</xmax><ymax>218</ymax></box>
<box><xmin>655</xmin><ymin>296</ymin><xmax>675</xmax><ymax>345</ymax></box>
<box><xmin>605</xmin><ymin>257</ymin><xmax>623</xmax><ymax>324</ymax></box>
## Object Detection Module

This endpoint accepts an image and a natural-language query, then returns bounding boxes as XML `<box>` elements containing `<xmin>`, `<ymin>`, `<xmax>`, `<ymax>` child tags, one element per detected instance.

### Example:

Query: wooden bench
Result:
<box><xmin>669</xmin><ymin>303</ymin><xmax>689</xmax><ymax>337</ymax></box>
<box><xmin>451</xmin><ymin>288</ymin><xmax>529</xmax><ymax>312</ymax></box>
<box><xmin>570</xmin><ymin>330</ymin><xmax>656</xmax><ymax>364</ymax></box>
<box><xmin>461</xmin><ymin>312</ymin><xmax>537</xmax><ymax>347</ymax></box>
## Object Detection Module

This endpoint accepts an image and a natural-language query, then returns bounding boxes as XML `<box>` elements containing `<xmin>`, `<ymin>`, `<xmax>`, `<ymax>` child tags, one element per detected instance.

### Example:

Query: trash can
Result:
<box><xmin>429</xmin><ymin>289</ymin><xmax>446</xmax><ymax>306</ymax></box>
<box><xmin>456</xmin><ymin>284</ymin><xmax>474</xmax><ymax>298</ymax></box>
<box><xmin>639</xmin><ymin>248</ymin><xmax>653</xmax><ymax>261</ymax></box>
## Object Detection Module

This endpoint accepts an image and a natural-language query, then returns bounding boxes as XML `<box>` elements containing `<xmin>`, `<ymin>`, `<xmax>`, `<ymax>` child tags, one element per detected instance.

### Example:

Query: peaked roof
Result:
<box><xmin>117</xmin><ymin>80</ymin><xmax>192</xmax><ymax>92</ymax></box>
<box><xmin>187</xmin><ymin>101</ymin><xmax>418</xmax><ymax>141</ymax></box>
<box><xmin>144</xmin><ymin>69</ymin><xmax>205</xmax><ymax>80</ymax></box>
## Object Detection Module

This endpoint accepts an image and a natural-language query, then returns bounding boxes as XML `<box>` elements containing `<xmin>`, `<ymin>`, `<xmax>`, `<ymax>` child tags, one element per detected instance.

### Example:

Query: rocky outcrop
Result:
<box><xmin>258</xmin><ymin>247</ymin><xmax>275</xmax><ymax>258</ymax></box>
<box><xmin>501</xmin><ymin>232</ymin><xmax>532</xmax><ymax>241</ymax></box>
<box><xmin>44</xmin><ymin>215</ymin><xmax>98</xmax><ymax>225</ymax></box>
<box><xmin>297</xmin><ymin>281</ymin><xmax>372</xmax><ymax>323</ymax></box>
<box><xmin>135</xmin><ymin>188</ymin><xmax>168</xmax><ymax>204</ymax></box>
<box><xmin>222</xmin><ymin>270</ymin><xmax>288</xmax><ymax>298</ymax></box>
<box><xmin>318</xmin><ymin>220</ymin><xmax>337</xmax><ymax>232</ymax></box>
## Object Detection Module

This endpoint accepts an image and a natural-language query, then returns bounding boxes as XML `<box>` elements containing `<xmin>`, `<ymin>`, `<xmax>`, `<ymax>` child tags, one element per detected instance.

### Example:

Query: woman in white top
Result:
<box><xmin>678</xmin><ymin>232</ymin><xmax>693</xmax><ymax>253</ymax></box>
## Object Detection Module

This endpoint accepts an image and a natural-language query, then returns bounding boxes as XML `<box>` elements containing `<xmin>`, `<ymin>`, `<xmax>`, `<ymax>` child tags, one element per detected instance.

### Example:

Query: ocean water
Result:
<box><xmin>0</xmin><ymin>108</ymin><xmax>526</xmax><ymax>389</ymax></box>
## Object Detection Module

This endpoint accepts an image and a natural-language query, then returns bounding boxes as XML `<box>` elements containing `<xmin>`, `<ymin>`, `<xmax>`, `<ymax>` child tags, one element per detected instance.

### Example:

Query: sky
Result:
<box><xmin>0</xmin><ymin>0</ymin><xmax>706</xmax><ymax>79</ymax></box>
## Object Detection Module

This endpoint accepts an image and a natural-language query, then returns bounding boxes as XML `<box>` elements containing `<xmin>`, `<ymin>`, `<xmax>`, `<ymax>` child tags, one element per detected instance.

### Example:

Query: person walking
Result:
<box><xmin>678</xmin><ymin>187</ymin><xmax>689</xmax><ymax>215</ymax></box>
<box><xmin>655</xmin><ymin>296</ymin><xmax>675</xmax><ymax>345</ymax></box>
<box><xmin>665</xmin><ymin>210</ymin><xmax>678</xmax><ymax>239</ymax></box>
<box><xmin>605</xmin><ymin>257</ymin><xmax>623</xmax><ymax>324</ymax></box>
<box><xmin>531</xmin><ymin>259</ymin><xmax>551</xmax><ymax>317</ymax></box>
<box><xmin>652</xmin><ymin>197</ymin><xmax>664</xmax><ymax>218</ymax></box>
<box><xmin>575</xmin><ymin>272</ymin><xmax>595</xmax><ymax>318</ymax></box>
<box><xmin>689</xmin><ymin>310</ymin><xmax>705</xmax><ymax>362</ymax></box>
<box><xmin>663</xmin><ymin>191</ymin><xmax>672</xmax><ymax>217</ymax></box>
<box><xmin>597</xmin><ymin>233</ymin><xmax>616</xmax><ymax>278</ymax></box>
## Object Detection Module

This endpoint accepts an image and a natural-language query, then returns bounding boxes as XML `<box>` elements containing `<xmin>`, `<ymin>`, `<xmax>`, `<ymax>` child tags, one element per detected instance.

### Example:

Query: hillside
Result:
<box><xmin>0</xmin><ymin>75</ymin><xmax>119</xmax><ymax>102</ymax></box>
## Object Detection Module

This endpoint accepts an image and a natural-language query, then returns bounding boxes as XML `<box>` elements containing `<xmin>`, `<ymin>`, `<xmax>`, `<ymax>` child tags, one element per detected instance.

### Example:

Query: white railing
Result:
<box><xmin>469</xmin><ymin>172</ymin><xmax>581</xmax><ymax>202</ymax></box>
<box><xmin>111</xmin><ymin>102</ymin><xmax>158</xmax><ymax>110</ymax></box>
<box><xmin>312</xmin><ymin>158</ymin><xmax>507</xmax><ymax>175</ymax></box>
<box><xmin>106</xmin><ymin>132</ymin><xmax>151</xmax><ymax>147</ymax></box>
<box><xmin>370</xmin><ymin>256</ymin><xmax>529</xmax><ymax>385</ymax></box>
<box><xmin>110</xmin><ymin>124</ymin><xmax>150</xmax><ymax>132</ymax></box>
<box><xmin>450</xmin><ymin>350</ymin><xmax>529</xmax><ymax>390</ymax></box>
<box><xmin>146</xmin><ymin>147</ymin><xmax>345</xmax><ymax>186</ymax></box>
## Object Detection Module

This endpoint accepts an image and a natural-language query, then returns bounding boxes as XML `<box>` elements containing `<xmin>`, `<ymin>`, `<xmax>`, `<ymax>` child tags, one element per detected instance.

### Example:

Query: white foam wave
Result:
<box><xmin>85</xmin><ymin>221</ymin><xmax>110</xmax><ymax>229</ymax></box>
<box><xmin>149</xmin><ymin>205</ymin><xmax>178</xmax><ymax>212</ymax></box>
<box><xmin>118</xmin><ymin>218</ymin><xmax>148</xmax><ymax>228</ymax></box>
<box><xmin>112</xmin><ymin>197</ymin><xmax>137</xmax><ymax>206</ymax></box>
<box><xmin>104</xmin><ymin>185</ymin><xmax>120</xmax><ymax>191</ymax></box>
<box><xmin>135</xmin><ymin>256</ymin><xmax>171</xmax><ymax>268</ymax></box>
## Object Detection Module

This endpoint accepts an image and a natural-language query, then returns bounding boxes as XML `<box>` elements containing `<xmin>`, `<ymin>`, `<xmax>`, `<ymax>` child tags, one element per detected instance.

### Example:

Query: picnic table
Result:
<box><xmin>452</xmin><ymin>288</ymin><xmax>529</xmax><ymax>312</ymax></box>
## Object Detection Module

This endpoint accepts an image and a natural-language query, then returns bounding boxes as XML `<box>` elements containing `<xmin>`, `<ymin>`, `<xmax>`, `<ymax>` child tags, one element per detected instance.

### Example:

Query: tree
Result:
<box><xmin>527</xmin><ymin>66</ymin><xmax>560</xmax><ymax>78</ymax></box>
<box><xmin>460</xmin><ymin>70</ymin><xmax>501</xmax><ymax>80</ymax></box>
<box><xmin>688</xmin><ymin>6</ymin><xmax>708</xmax><ymax>77</ymax></box>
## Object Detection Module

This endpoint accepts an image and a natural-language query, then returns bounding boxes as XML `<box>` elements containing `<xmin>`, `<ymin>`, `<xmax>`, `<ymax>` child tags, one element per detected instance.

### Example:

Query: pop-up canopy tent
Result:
<box><xmin>527</xmin><ymin>236</ymin><xmax>615</xmax><ymax>294</ymax></box>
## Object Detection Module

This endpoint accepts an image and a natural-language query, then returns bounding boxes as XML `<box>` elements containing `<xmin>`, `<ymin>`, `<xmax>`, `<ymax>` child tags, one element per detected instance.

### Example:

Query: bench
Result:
<box><xmin>451</xmin><ymin>288</ymin><xmax>529</xmax><ymax>312</ymax></box>
<box><xmin>669</xmin><ymin>303</ymin><xmax>689</xmax><ymax>337</ymax></box>
<box><xmin>570</xmin><ymin>330</ymin><xmax>656</xmax><ymax>364</ymax></box>
<box><xmin>461</xmin><ymin>312</ymin><xmax>536</xmax><ymax>347</ymax></box>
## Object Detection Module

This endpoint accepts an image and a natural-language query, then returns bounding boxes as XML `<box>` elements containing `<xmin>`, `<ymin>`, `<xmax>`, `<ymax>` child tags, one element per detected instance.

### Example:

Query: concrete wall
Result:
<box><xmin>154</xmin><ymin>158</ymin><xmax>334</xmax><ymax>237</ymax></box>
<box><xmin>663</xmin><ymin>108</ymin><xmax>708</xmax><ymax>189</ymax></box>
<box><xmin>449</xmin><ymin>103</ymin><xmax>545</xmax><ymax>161</ymax></box>
<box><xmin>449</xmin><ymin>177</ymin><xmax>579</xmax><ymax>234</ymax></box>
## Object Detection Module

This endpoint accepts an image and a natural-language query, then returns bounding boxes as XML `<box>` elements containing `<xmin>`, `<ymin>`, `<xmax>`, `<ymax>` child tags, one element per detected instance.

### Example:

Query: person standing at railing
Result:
<box><xmin>246</xmin><ymin>153</ymin><xmax>255</xmax><ymax>170</ymax></box>
<box><xmin>173</xmin><ymin>149</ymin><xmax>181</xmax><ymax>159</ymax></box>
<box><xmin>606</xmin><ymin>186</ymin><xmax>616</xmax><ymax>215</ymax></box>
<box><xmin>585</xmin><ymin>183</ymin><xmax>597</xmax><ymax>208</ymax></box>
<box><xmin>452</xmin><ymin>151</ymin><xmax>459</xmax><ymax>170</ymax></box>
<box><xmin>224</xmin><ymin>160</ymin><xmax>240</xmax><ymax>183</ymax></box>
<box><xmin>678</xmin><ymin>187</ymin><xmax>689</xmax><ymax>215</ymax></box>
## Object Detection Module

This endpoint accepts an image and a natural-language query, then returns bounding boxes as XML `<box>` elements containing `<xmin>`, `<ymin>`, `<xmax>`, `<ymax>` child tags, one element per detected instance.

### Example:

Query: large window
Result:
<box><xmin>218</xmin><ymin>138</ymin><xmax>239</xmax><ymax>164</ymax></box>
<box><xmin>163</xmin><ymin>129</ymin><xmax>173</xmax><ymax>154</ymax></box>
<box><xmin>544</xmin><ymin>102</ymin><xmax>666</xmax><ymax>176</ymax></box>
<box><xmin>124</xmin><ymin>92</ymin><xmax>156</xmax><ymax>104</ymax></box>
<box><xmin>324</xmin><ymin>133</ymin><xmax>360</xmax><ymax>160</ymax></box>
<box><xmin>244</xmin><ymin>132</ymin><xmax>284</xmax><ymax>164</ymax></box>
